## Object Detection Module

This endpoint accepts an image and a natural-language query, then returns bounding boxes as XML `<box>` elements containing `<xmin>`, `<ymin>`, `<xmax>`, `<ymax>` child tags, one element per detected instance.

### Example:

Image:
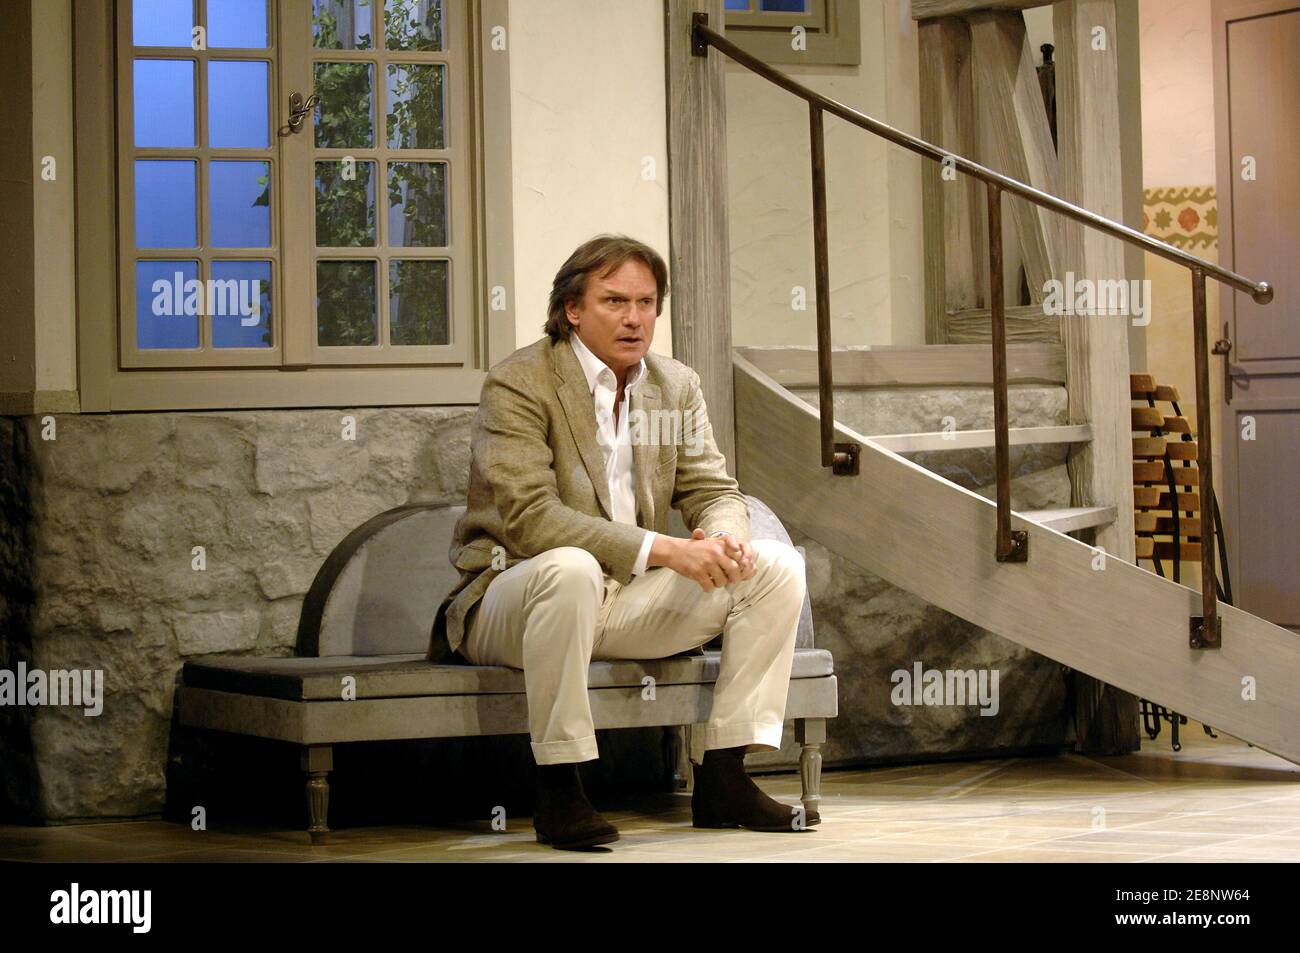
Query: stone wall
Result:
<box><xmin>1</xmin><ymin>385</ymin><xmax>1075</xmax><ymax>821</ymax></box>
<box><xmin>1</xmin><ymin>408</ymin><xmax>474</xmax><ymax>821</ymax></box>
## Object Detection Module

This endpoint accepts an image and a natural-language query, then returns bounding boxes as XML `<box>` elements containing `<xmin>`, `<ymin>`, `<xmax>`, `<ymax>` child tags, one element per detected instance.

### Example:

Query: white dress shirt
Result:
<box><xmin>568</xmin><ymin>332</ymin><xmax>658</xmax><ymax>576</ymax></box>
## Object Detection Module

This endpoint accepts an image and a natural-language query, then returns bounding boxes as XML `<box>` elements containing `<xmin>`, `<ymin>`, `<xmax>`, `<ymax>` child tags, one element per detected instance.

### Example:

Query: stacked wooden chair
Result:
<box><xmin>1132</xmin><ymin>375</ymin><xmax>1203</xmax><ymax>583</ymax></box>
<box><xmin>1130</xmin><ymin>373</ymin><xmax>1232</xmax><ymax>750</ymax></box>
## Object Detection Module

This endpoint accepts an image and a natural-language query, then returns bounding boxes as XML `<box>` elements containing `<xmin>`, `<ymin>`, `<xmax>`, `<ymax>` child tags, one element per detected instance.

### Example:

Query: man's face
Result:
<box><xmin>564</xmin><ymin>258</ymin><xmax>658</xmax><ymax>376</ymax></box>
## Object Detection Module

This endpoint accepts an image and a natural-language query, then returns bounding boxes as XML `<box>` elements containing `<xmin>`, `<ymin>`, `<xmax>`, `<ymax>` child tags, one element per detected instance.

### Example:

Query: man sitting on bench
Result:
<box><xmin>429</xmin><ymin>234</ymin><xmax>809</xmax><ymax>850</ymax></box>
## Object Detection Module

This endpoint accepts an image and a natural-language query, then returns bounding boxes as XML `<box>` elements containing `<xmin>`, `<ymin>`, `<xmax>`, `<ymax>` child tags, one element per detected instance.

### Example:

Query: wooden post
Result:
<box><xmin>919</xmin><ymin>16</ymin><xmax>985</xmax><ymax>343</ymax></box>
<box><xmin>1053</xmin><ymin>0</ymin><xmax>1140</xmax><ymax>754</ymax></box>
<box><xmin>665</xmin><ymin>0</ymin><xmax>736</xmax><ymax>473</ymax></box>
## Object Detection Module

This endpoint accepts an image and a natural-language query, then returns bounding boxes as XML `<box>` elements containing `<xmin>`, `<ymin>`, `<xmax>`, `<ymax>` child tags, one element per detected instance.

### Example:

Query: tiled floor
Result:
<box><xmin>3</xmin><ymin>723</ymin><xmax>1297</xmax><ymax>862</ymax></box>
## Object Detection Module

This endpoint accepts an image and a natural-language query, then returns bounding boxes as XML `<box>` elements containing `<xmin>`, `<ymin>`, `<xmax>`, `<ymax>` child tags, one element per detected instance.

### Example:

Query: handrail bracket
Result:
<box><xmin>691</xmin><ymin>12</ymin><xmax>709</xmax><ymax>57</ymax></box>
<box><xmin>997</xmin><ymin>531</ymin><xmax>1029</xmax><ymax>563</ymax></box>
<box><xmin>832</xmin><ymin>443</ymin><xmax>860</xmax><ymax>476</ymax></box>
<box><xmin>1190</xmin><ymin>616</ymin><xmax>1222</xmax><ymax>650</ymax></box>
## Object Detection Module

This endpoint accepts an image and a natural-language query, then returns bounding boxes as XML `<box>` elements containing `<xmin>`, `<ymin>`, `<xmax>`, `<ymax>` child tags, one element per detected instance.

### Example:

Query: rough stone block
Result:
<box><xmin>173</xmin><ymin>609</ymin><xmax>261</xmax><ymax>656</ymax></box>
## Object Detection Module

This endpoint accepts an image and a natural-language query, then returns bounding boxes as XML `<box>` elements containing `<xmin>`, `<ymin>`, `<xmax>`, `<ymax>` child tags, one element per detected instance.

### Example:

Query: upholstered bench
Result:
<box><xmin>176</xmin><ymin>496</ymin><xmax>837</xmax><ymax>843</ymax></box>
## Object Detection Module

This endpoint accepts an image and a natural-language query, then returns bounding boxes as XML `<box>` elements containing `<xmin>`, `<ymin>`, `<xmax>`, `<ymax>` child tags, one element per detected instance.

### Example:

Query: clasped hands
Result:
<box><xmin>654</xmin><ymin>528</ymin><xmax>756</xmax><ymax>593</ymax></box>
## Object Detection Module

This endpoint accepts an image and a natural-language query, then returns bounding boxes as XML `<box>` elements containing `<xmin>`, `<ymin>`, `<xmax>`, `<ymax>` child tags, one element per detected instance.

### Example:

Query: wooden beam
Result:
<box><xmin>1053</xmin><ymin>0</ymin><xmax>1139</xmax><ymax>755</ymax></box>
<box><xmin>912</xmin><ymin>0</ymin><xmax>1054</xmax><ymax>18</ymax></box>
<box><xmin>919</xmin><ymin>17</ymin><xmax>985</xmax><ymax>343</ymax></box>
<box><xmin>969</xmin><ymin>10</ymin><xmax>1063</xmax><ymax>303</ymax></box>
<box><xmin>666</xmin><ymin>1</ymin><xmax>736</xmax><ymax>472</ymax></box>
<box><xmin>946</xmin><ymin>303</ymin><xmax>1060</xmax><ymax>343</ymax></box>
<box><xmin>734</xmin><ymin>343</ymin><xmax>1066</xmax><ymax>388</ymax></box>
<box><xmin>1054</xmin><ymin>0</ymin><xmax>1136</xmax><ymax>563</ymax></box>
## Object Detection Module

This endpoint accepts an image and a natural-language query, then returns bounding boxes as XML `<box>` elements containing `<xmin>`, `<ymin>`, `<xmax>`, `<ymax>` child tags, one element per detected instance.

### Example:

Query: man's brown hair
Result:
<box><xmin>544</xmin><ymin>234</ymin><xmax>670</xmax><ymax>342</ymax></box>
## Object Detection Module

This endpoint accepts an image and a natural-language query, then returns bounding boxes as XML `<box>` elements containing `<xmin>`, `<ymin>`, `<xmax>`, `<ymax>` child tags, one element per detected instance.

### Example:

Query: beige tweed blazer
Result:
<box><xmin>427</xmin><ymin>335</ymin><xmax>750</xmax><ymax>661</ymax></box>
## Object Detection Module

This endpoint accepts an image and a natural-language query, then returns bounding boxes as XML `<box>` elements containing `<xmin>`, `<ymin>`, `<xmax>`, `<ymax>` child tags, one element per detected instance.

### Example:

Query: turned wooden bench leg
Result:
<box><xmin>300</xmin><ymin>745</ymin><xmax>333</xmax><ymax>845</ymax></box>
<box><xmin>795</xmin><ymin>718</ymin><xmax>825</xmax><ymax>822</ymax></box>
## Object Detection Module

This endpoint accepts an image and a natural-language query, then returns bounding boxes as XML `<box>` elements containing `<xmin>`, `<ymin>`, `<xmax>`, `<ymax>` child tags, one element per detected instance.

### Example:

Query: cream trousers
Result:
<box><xmin>461</xmin><ymin>538</ymin><xmax>807</xmax><ymax>765</ymax></box>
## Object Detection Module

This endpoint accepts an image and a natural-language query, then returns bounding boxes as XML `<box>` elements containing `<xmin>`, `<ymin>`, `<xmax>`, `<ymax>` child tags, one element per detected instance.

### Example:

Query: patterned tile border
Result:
<box><xmin>1143</xmin><ymin>185</ymin><xmax>1217</xmax><ymax>250</ymax></box>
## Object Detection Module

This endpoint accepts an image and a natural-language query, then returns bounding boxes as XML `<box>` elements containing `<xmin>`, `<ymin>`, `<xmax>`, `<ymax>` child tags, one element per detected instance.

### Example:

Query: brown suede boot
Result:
<box><xmin>533</xmin><ymin>762</ymin><xmax>620</xmax><ymax>850</ymax></box>
<box><xmin>691</xmin><ymin>746</ymin><xmax>814</xmax><ymax>832</ymax></box>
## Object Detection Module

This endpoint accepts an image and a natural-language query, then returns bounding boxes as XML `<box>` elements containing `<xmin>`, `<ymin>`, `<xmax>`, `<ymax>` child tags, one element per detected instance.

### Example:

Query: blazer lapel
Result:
<box><xmin>630</xmin><ymin>382</ymin><xmax>661</xmax><ymax>531</ymax></box>
<box><xmin>553</xmin><ymin>339</ymin><xmax>615</xmax><ymax>520</ymax></box>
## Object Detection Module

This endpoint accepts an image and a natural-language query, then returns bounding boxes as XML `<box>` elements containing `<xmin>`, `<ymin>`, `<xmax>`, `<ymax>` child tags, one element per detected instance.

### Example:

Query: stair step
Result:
<box><xmin>865</xmin><ymin>424</ymin><xmax>1092</xmax><ymax>453</ymax></box>
<box><xmin>1019</xmin><ymin>506</ymin><xmax>1117</xmax><ymax>532</ymax></box>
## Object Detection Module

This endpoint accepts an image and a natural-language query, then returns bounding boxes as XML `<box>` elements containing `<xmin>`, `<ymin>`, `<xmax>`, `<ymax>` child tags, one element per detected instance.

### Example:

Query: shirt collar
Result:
<box><xmin>568</xmin><ymin>332</ymin><xmax>646</xmax><ymax>396</ymax></box>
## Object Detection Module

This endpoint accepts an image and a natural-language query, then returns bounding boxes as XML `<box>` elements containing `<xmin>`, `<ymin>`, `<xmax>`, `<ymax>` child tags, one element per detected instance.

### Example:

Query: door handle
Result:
<box><xmin>1211</xmin><ymin>322</ymin><xmax>1233</xmax><ymax>405</ymax></box>
<box><xmin>286</xmin><ymin>91</ymin><xmax>320</xmax><ymax>133</ymax></box>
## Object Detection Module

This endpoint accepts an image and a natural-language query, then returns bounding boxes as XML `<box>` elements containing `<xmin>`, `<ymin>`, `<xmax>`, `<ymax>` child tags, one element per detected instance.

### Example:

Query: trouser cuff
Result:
<box><xmin>531</xmin><ymin>734</ymin><xmax>599</xmax><ymax>765</ymax></box>
<box><xmin>703</xmin><ymin>721</ymin><xmax>785</xmax><ymax>752</ymax></box>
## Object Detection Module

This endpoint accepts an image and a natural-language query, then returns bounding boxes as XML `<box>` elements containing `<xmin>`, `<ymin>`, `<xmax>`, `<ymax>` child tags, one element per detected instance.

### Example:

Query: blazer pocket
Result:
<box><xmin>654</xmin><ymin>452</ymin><xmax>678</xmax><ymax>475</ymax></box>
<box><xmin>453</xmin><ymin>538</ymin><xmax>498</xmax><ymax>571</ymax></box>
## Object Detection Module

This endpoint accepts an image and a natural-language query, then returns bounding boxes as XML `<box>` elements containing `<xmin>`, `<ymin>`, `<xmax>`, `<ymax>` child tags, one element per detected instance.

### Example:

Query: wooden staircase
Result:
<box><xmin>686</xmin><ymin>3</ymin><xmax>1281</xmax><ymax>761</ymax></box>
<box><xmin>734</xmin><ymin>352</ymin><xmax>1300</xmax><ymax>766</ymax></box>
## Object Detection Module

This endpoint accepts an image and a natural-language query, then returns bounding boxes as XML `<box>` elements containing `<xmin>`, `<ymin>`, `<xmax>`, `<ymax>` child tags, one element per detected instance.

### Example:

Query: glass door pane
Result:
<box><xmin>121</xmin><ymin>0</ymin><xmax>280</xmax><ymax>366</ymax></box>
<box><xmin>290</xmin><ymin>0</ymin><xmax>456</xmax><ymax>361</ymax></box>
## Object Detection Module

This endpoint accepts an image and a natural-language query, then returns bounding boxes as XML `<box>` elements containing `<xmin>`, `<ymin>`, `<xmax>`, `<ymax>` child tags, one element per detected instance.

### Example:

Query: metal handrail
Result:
<box><xmin>691</xmin><ymin>13</ymin><xmax>1275</xmax><ymax>647</ymax></box>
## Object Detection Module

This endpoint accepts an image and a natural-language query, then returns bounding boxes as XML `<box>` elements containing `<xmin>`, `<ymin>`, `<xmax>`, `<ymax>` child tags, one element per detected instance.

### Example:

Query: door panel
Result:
<box><xmin>1214</xmin><ymin>1</ymin><xmax>1300</xmax><ymax>631</ymax></box>
<box><xmin>1225</xmin><ymin>10</ymin><xmax>1300</xmax><ymax>365</ymax></box>
<box><xmin>1233</xmin><ymin>407</ymin><xmax>1300</xmax><ymax>625</ymax></box>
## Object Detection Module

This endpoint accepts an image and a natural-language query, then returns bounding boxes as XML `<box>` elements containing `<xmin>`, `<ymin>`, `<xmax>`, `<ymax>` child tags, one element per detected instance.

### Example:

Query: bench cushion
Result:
<box><xmin>182</xmin><ymin>648</ymin><xmax>834</xmax><ymax>702</ymax></box>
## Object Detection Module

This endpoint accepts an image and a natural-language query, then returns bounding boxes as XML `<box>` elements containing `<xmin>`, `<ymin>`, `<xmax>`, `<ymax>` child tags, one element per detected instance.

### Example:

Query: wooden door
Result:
<box><xmin>1213</xmin><ymin>0</ymin><xmax>1300</xmax><ymax>632</ymax></box>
